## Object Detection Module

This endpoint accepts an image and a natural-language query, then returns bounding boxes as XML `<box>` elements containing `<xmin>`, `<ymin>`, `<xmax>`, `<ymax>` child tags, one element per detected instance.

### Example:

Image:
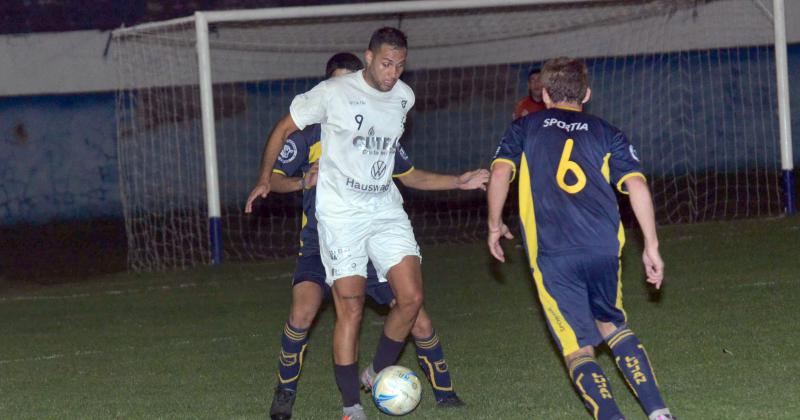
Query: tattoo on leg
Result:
<box><xmin>340</xmin><ymin>294</ymin><xmax>364</xmax><ymax>300</ymax></box>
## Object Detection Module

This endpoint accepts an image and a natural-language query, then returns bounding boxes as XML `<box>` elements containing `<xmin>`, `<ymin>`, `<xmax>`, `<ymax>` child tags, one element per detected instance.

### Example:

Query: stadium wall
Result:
<box><xmin>1</xmin><ymin>45</ymin><xmax>800</xmax><ymax>225</ymax></box>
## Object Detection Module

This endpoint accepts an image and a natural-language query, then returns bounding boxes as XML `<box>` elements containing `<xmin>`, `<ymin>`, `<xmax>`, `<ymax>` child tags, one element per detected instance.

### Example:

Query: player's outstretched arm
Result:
<box><xmin>625</xmin><ymin>176</ymin><xmax>664</xmax><ymax>289</ymax></box>
<box><xmin>486</xmin><ymin>163</ymin><xmax>514</xmax><ymax>262</ymax></box>
<box><xmin>398</xmin><ymin>168</ymin><xmax>489</xmax><ymax>191</ymax></box>
<box><xmin>245</xmin><ymin>114</ymin><xmax>300</xmax><ymax>213</ymax></box>
<box><xmin>269</xmin><ymin>163</ymin><xmax>319</xmax><ymax>194</ymax></box>
<box><xmin>269</xmin><ymin>173</ymin><xmax>302</xmax><ymax>193</ymax></box>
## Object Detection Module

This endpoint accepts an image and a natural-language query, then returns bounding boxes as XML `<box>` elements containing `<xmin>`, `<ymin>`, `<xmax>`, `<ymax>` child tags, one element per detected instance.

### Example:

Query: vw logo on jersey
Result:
<box><xmin>278</xmin><ymin>139</ymin><xmax>298</xmax><ymax>163</ymax></box>
<box><xmin>371</xmin><ymin>161</ymin><xmax>388</xmax><ymax>180</ymax></box>
<box><xmin>629</xmin><ymin>144</ymin><xmax>640</xmax><ymax>162</ymax></box>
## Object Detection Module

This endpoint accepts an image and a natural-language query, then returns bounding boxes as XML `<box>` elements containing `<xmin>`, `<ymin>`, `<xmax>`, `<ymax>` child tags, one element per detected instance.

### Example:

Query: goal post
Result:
<box><xmin>772</xmin><ymin>0</ymin><xmax>796</xmax><ymax>215</ymax></box>
<box><xmin>113</xmin><ymin>0</ymin><xmax>796</xmax><ymax>271</ymax></box>
<box><xmin>195</xmin><ymin>12</ymin><xmax>223</xmax><ymax>265</ymax></box>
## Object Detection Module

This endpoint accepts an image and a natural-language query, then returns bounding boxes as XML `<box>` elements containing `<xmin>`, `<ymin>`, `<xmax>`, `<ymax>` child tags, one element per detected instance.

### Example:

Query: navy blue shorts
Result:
<box><xmin>293</xmin><ymin>254</ymin><xmax>395</xmax><ymax>306</ymax></box>
<box><xmin>533</xmin><ymin>254</ymin><xmax>626</xmax><ymax>356</ymax></box>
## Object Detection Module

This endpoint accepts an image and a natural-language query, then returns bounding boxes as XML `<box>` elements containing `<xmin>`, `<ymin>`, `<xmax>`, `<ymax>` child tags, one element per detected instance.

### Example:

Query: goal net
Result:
<box><xmin>113</xmin><ymin>0</ymin><xmax>789</xmax><ymax>271</ymax></box>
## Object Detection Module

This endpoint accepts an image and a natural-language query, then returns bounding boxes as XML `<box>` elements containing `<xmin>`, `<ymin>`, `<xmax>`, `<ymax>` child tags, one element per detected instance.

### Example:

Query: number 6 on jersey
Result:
<box><xmin>556</xmin><ymin>138</ymin><xmax>586</xmax><ymax>194</ymax></box>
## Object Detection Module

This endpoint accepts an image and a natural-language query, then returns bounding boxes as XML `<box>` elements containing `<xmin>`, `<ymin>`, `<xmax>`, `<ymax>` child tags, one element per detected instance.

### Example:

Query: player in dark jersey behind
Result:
<box><xmin>487</xmin><ymin>57</ymin><xmax>676</xmax><ymax>420</ymax></box>
<box><xmin>248</xmin><ymin>52</ymin><xmax>486</xmax><ymax>420</ymax></box>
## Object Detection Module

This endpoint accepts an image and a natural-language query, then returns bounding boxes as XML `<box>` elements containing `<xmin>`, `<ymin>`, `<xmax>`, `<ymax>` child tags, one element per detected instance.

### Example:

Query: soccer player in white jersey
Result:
<box><xmin>250</xmin><ymin>52</ymin><xmax>477</xmax><ymax>420</ymax></box>
<box><xmin>245</xmin><ymin>28</ymin><xmax>435</xmax><ymax>420</ymax></box>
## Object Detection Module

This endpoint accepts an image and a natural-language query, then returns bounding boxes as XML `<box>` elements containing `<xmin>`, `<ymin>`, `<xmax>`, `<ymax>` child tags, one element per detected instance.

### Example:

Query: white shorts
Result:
<box><xmin>317</xmin><ymin>206</ymin><xmax>421</xmax><ymax>285</ymax></box>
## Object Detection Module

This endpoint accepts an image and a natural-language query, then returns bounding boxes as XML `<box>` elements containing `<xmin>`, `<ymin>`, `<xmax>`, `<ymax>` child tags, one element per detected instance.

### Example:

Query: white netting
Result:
<box><xmin>114</xmin><ymin>0</ymin><xmax>786</xmax><ymax>271</ymax></box>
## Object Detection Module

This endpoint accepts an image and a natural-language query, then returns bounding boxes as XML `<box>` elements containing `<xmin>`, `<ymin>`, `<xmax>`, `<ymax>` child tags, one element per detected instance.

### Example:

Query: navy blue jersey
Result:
<box><xmin>492</xmin><ymin>106</ymin><xmax>645</xmax><ymax>257</ymax></box>
<box><xmin>273</xmin><ymin>124</ymin><xmax>415</xmax><ymax>255</ymax></box>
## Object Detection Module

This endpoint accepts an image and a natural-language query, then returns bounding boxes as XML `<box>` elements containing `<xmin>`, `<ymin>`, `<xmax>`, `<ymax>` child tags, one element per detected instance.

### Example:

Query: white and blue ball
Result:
<box><xmin>371</xmin><ymin>365</ymin><xmax>422</xmax><ymax>415</ymax></box>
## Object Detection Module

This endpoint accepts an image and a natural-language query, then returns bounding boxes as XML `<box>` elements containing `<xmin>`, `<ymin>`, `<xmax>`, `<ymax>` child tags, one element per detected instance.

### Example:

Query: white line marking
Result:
<box><xmin>0</xmin><ymin>334</ymin><xmax>264</xmax><ymax>365</ymax></box>
<box><xmin>0</xmin><ymin>273</ymin><xmax>291</xmax><ymax>303</ymax></box>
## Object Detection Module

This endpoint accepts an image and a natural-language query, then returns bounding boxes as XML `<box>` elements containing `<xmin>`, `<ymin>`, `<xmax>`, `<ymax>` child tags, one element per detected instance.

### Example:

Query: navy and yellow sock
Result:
<box><xmin>414</xmin><ymin>330</ymin><xmax>455</xmax><ymax>400</ymax></box>
<box><xmin>606</xmin><ymin>326</ymin><xmax>666</xmax><ymax>416</ymax></box>
<box><xmin>569</xmin><ymin>355</ymin><xmax>624</xmax><ymax>420</ymax></box>
<box><xmin>276</xmin><ymin>322</ymin><xmax>308</xmax><ymax>392</ymax></box>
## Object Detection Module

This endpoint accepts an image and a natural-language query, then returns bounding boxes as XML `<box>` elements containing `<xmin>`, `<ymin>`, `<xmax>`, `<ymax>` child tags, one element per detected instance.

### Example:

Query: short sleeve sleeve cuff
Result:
<box><xmin>491</xmin><ymin>158</ymin><xmax>518</xmax><ymax>183</ymax></box>
<box><xmin>289</xmin><ymin>81</ymin><xmax>330</xmax><ymax>130</ymax></box>
<box><xmin>393</xmin><ymin>166</ymin><xmax>415</xmax><ymax>178</ymax></box>
<box><xmin>616</xmin><ymin>172</ymin><xmax>646</xmax><ymax>194</ymax></box>
<box><xmin>289</xmin><ymin>102</ymin><xmax>310</xmax><ymax>131</ymax></box>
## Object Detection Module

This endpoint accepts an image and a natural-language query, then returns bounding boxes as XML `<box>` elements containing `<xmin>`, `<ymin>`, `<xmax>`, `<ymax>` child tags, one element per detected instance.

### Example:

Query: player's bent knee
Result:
<box><xmin>289</xmin><ymin>282</ymin><xmax>324</xmax><ymax>328</ymax></box>
<box><xmin>335</xmin><ymin>299</ymin><xmax>365</xmax><ymax>324</ymax></box>
<box><xmin>395</xmin><ymin>290</ymin><xmax>423</xmax><ymax>313</ymax></box>
<box><xmin>288</xmin><ymin>307</ymin><xmax>317</xmax><ymax>329</ymax></box>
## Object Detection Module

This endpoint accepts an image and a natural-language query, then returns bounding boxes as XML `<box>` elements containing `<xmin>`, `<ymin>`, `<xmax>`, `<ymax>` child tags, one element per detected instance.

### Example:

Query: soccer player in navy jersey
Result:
<box><xmin>487</xmin><ymin>57</ymin><xmax>676</xmax><ymax>420</ymax></box>
<box><xmin>248</xmin><ymin>52</ymin><xmax>481</xmax><ymax>420</ymax></box>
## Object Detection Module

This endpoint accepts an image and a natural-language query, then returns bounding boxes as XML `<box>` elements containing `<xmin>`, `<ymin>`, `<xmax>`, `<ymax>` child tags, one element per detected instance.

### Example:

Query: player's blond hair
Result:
<box><xmin>541</xmin><ymin>57</ymin><xmax>588</xmax><ymax>104</ymax></box>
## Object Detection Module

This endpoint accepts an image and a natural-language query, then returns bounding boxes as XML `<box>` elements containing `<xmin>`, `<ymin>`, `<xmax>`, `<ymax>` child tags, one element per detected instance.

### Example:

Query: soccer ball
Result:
<box><xmin>371</xmin><ymin>365</ymin><xmax>422</xmax><ymax>415</ymax></box>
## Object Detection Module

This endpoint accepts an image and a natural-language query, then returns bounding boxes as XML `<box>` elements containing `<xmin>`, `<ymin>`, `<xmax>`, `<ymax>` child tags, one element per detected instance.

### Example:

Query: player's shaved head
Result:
<box><xmin>368</xmin><ymin>27</ymin><xmax>407</xmax><ymax>52</ymax></box>
<box><xmin>541</xmin><ymin>57</ymin><xmax>589</xmax><ymax>104</ymax></box>
<box><xmin>325</xmin><ymin>52</ymin><xmax>363</xmax><ymax>79</ymax></box>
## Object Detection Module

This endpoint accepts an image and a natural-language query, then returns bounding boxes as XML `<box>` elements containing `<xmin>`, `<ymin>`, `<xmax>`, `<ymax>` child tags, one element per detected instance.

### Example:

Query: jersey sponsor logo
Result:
<box><xmin>278</xmin><ymin>139</ymin><xmax>298</xmax><ymax>163</ymax></box>
<box><xmin>542</xmin><ymin>118</ymin><xmax>589</xmax><ymax>132</ymax></box>
<box><xmin>345</xmin><ymin>177</ymin><xmax>392</xmax><ymax>193</ymax></box>
<box><xmin>352</xmin><ymin>126</ymin><xmax>399</xmax><ymax>156</ymax></box>
<box><xmin>401</xmin><ymin>99</ymin><xmax>407</xmax><ymax>109</ymax></box>
<box><xmin>371</xmin><ymin>161</ymin><xmax>388</xmax><ymax>180</ymax></box>
<box><xmin>628</xmin><ymin>144</ymin><xmax>640</xmax><ymax>162</ymax></box>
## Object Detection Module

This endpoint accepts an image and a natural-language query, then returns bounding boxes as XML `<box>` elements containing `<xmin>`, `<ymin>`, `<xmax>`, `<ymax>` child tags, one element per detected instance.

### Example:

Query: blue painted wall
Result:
<box><xmin>0</xmin><ymin>94</ymin><xmax>119</xmax><ymax>224</ymax></box>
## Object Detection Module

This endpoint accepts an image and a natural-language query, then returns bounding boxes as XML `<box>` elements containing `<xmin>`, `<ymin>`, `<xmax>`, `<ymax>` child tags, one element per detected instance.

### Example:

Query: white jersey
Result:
<box><xmin>289</xmin><ymin>70</ymin><xmax>415</xmax><ymax>218</ymax></box>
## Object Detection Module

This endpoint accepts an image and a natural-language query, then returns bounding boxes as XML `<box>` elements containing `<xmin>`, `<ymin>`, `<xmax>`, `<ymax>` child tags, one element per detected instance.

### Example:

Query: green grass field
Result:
<box><xmin>1</xmin><ymin>216</ymin><xmax>798</xmax><ymax>419</ymax></box>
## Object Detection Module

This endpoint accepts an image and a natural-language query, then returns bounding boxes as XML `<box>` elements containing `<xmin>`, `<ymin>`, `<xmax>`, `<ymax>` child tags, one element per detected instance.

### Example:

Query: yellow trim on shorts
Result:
<box><xmin>272</xmin><ymin>169</ymin><xmax>287</xmax><ymax>176</ymax></box>
<box><xmin>616</xmin><ymin>223</ymin><xmax>627</xmax><ymax>321</ymax></box>
<box><xmin>519</xmin><ymin>153</ymin><xmax>580</xmax><ymax>356</ymax></box>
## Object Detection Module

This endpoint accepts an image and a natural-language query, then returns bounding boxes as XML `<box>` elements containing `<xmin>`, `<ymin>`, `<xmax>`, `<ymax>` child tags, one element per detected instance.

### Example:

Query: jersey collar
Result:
<box><xmin>553</xmin><ymin>104</ymin><xmax>582</xmax><ymax>112</ymax></box>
